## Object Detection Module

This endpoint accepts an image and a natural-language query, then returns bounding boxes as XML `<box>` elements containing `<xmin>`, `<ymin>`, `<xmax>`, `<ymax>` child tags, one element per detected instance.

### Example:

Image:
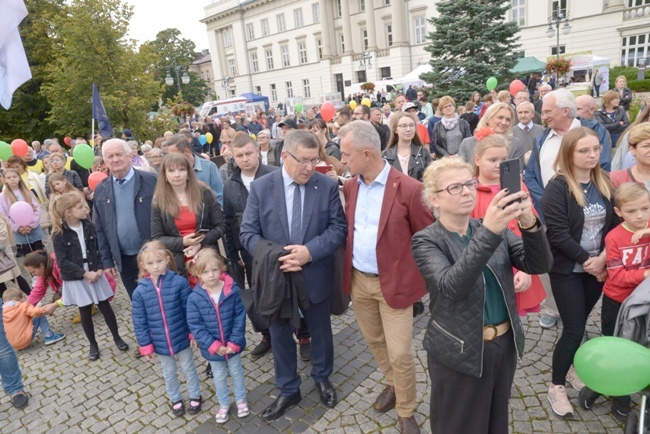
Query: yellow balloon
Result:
<box><xmin>89</xmin><ymin>139</ymin><xmax>95</xmax><ymax>147</ymax></box>
<box><xmin>251</xmin><ymin>134</ymin><xmax>256</xmax><ymax>141</ymax></box>
<box><xmin>349</xmin><ymin>100</ymin><xmax>357</xmax><ymax>110</ymax></box>
<box><xmin>361</xmin><ymin>98</ymin><xmax>371</xmax><ymax>107</ymax></box>
<box><xmin>205</xmin><ymin>132</ymin><xmax>213</xmax><ymax>144</ymax></box>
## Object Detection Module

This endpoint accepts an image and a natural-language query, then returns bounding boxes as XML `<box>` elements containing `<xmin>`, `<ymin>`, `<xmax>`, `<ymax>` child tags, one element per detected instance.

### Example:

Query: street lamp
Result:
<box><xmin>358</xmin><ymin>51</ymin><xmax>372</xmax><ymax>70</ymax></box>
<box><xmin>165</xmin><ymin>60</ymin><xmax>190</xmax><ymax>93</ymax></box>
<box><xmin>222</xmin><ymin>75</ymin><xmax>231</xmax><ymax>97</ymax></box>
<box><xmin>546</xmin><ymin>12</ymin><xmax>572</xmax><ymax>82</ymax></box>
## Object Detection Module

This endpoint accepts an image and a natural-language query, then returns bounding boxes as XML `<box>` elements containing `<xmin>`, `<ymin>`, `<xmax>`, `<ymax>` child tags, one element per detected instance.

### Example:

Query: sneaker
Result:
<box><xmin>205</xmin><ymin>362</ymin><xmax>213</xmax><ymax>379</ymax></box>
<box><xmin>612</xmin><ymin>396</ymin><xmax>631</xmax><ymax>421</ymax></box>
<box><xmin>71</xmin><ymin>313</ymin><xmax>81</xmax><ymax>324</ymax></box>
<box><xmin>250</xmin><ymin>339</ymin><xmax>271</xmax><ymax>358</ymax></box>
<box><xmin>11</xmin><ymin>391</ymin><xmax>28</xmax><ymax>409</ymax></box>
<box><xmin>299</xmin><ymin>338</ymin><xmax>311</xmax><ymax>361</ymax></box>
<box><xmin>237</xmin><ymin>401</ymin><xmax>250</xmax><ymax>418</ymax></box>
<box><xmin>578</xmin><ymin>386</ymin><xmax>601</xmax><ymax>410</ymax></box>
<box><xmin>44</xmin><ymin>333</ymin><xmax>66</xmax><ymax>346</ymax></box>
<box><xmin>215</xmin><ymin>407</ymin><xmax>229</xmax><ymax>424</ymax></box>
<box><xmin>565</xmin><ymin>365</ymin><xmax>585</xmax><ymax>391</ymax></box>
<box><xmin>540</xmin><ymin>314</ymin><xmax>559</xmax><ymax>329</ymax></box>
<box><xmin>547</xmin><ymin>384</ymin><xmax>574</xmax><ymax>417</ymax></box>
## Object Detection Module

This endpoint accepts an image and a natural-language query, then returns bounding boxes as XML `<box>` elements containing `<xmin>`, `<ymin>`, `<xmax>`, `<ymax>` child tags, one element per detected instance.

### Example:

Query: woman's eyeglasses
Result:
<box><xmin>435</xmin><ymin>179</ymin><xmax>479</xmax><ymax>195</ymax></box>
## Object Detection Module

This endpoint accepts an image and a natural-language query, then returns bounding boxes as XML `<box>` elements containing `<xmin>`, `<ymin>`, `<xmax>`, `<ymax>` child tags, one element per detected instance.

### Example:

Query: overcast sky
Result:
<box><xmin>124</xmin><ymin>0</ymin><xmax>210</xmax><ymax>50</ymax></box>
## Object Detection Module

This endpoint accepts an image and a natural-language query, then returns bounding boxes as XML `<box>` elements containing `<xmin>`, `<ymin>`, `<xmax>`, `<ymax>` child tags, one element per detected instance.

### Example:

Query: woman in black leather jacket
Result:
<box><xmin>412</xmin><ymin>157</ymin><xmax>552</xmax><ymax>434</ymax></box>
<box><xmin>382</xmin><ymin>112</ymin><xmax>432</xmax><ymax>181</ymax></box>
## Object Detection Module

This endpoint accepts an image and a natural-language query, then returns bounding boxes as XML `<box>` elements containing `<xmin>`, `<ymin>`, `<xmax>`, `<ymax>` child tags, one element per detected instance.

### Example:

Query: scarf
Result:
<box><xmin>441</xmin><ymin>114</ymin><xmax>459</xmax><ymax>130</ymax></box>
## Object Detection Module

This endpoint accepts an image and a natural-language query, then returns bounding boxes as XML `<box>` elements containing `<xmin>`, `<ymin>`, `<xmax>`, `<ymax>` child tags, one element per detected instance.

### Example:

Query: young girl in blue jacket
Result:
<box><xmin>186</xmin><ymin>248</ymin><xmax>248</xmax><ymax>424</ymax></box>
<box><xmin>132</xmin><ymin>240</ymin><xmax>202</xmax><ymax>418</ymax></box>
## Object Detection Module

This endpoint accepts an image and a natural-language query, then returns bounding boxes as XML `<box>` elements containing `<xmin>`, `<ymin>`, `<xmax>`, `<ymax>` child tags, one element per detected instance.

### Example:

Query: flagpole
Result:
<box><xmin>92</xmin><ymin>118</ymin><xmax>95</xmax><ymax>145</ymax></box>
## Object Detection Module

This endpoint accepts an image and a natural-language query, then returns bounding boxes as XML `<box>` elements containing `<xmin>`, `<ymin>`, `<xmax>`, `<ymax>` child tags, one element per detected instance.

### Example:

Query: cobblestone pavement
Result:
<box><xmin>1</xmin><ymin>271</ymin><xmax>634</xmax><ymax>433</ymax></box>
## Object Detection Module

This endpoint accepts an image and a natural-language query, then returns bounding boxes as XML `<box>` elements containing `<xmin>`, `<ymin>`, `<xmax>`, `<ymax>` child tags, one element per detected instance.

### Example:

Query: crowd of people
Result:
<box><xmin>0</xmin><ymin>79</ymin><xmax>649</xmax><ymax>434</ymax></box>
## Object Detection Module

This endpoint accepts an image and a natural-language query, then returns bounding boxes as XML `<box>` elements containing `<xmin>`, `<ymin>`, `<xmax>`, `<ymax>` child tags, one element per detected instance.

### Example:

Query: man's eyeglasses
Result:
<box><xmin>286</xmin><ymin>150</ymin><xmax>320</xmax><ymax>166</ymax></box>
<box><xmin>435</xmin><ymin>179</ymin><xmax>479</xmax><ymax>195</ymax></box>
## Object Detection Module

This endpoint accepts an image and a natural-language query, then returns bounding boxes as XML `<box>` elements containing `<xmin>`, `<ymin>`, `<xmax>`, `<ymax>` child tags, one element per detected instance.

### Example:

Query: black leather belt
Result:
<box><xmin>354</xmin><ymin>268</ymin><xmax>379</xmax><ymax>279</ymax></box>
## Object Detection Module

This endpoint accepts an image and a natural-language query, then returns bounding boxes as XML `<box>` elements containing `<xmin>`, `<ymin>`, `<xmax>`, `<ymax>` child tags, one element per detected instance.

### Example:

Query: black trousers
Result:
<box><xmin>428</xmin><ymin>329</ymin><xmax>516</xmax><ymax>434</ymax></box>
<box><xmin>119</xmin><ymin>254</ymin><xmax>140</xmax><ymax>301</ymax></box>
<box><xmin>0</xmin><ymin>276</ymin><xmax>31</xmax><ymax>299</ymax></box>
<box><xmin>549</xmin><ymin>272</ymin><xmax>602</xmax><ymax>385</ymax></box>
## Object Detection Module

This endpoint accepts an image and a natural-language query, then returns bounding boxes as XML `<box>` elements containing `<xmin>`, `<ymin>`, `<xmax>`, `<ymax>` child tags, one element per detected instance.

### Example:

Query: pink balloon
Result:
<box><xmin>321</xmin><ymin>102</ymin><xmax>335</xmax><ymax>122</ymax></box>
<box><xmin>509</xmin><ymin>80</ymin><xmax>526</xmax><ymax>97</ymax></box>
<box><xmin>9</xmin><ymin>201</ymin><xmax>34</xmax><ymax>226</ymax></box>
<box><xmin>10</xmin><ymin>139</ymin><xmax>28</xmax><ymax>158</ymax></box>
<box><xmin>88</xmin><ymin>171</ymin><xmax>108</xmax><ymax>191</ymax></box>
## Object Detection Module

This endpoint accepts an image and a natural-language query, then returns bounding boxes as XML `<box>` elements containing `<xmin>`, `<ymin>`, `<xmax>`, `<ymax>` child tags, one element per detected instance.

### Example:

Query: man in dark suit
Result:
<box><xmin>240</xmin><ymin>130</ymin><xmax>347</xmax><ymax>419</ymax></box>
<box><xmin>339</xmin><ymin>121</ymin><xmax>433</xmax><ymax>434</ymax></box>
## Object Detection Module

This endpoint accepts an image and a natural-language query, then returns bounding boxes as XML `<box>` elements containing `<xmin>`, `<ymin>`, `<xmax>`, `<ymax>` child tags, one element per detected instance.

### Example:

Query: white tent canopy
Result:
<box><xmin>396</xmin><ymin>64</ymin><xmax>433</xmax><ymax>88</ymax></box>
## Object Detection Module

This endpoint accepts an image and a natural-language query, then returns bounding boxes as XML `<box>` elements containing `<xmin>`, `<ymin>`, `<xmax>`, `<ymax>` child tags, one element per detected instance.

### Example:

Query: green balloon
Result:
<box><xmin>73</xmin><ymin>144</ymin><xmax>95</xmax><ymax>169</ymax></box>
<box><xmin>295</xmin><ymin>103</ymin><xmax>303</xmax><ymax>114</ymax></box>
<box><xmin>486</xmin><ymin>77</ymin><xmax>498</xmax><ymax>91</ymax></box>
<box><xmin>0</xmin><ymin>142</ymin><xmax>12</xmax><ymax>161</ymax></box>
<box><xmin>574</xmin><ymin>337</ymin><xmax>650</xmax><ymax>396</ymax></box>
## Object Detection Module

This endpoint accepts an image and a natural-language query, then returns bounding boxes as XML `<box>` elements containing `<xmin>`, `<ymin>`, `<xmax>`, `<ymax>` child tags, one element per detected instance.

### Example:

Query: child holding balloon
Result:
<box><xmin>0</xmin><ymin>168</ymin><xmax>45</xmax><ymax>257</ymax></box>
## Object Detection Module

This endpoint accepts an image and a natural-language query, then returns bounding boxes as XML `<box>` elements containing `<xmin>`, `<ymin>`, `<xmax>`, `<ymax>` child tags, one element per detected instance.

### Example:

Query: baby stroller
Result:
<box><xmin>613</xmin><ymin>279</ymin><xmax>650</xmax><ymax>434</ymax></box>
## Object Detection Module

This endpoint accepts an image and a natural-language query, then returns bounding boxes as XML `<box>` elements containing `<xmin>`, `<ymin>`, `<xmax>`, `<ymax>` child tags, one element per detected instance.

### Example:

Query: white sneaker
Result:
<box><xmin>547</xmin><ymin>384</ymin><xmax>574</xmax><ymax>417</ymax></box>
<box><xmin>566</xmin><ymin>365</ymin><xmax>585</xmax><ymax>391</ymax></box>
<box><xmin>215</xmin><ymin>407</ymin><xmax>229</xmax><ymax>424</ymax></box>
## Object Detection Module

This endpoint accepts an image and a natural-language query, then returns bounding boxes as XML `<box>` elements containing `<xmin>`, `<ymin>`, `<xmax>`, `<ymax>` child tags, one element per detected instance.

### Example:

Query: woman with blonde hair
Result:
<box><xmin>610</xmin><ymin>123</ymin><xmax>650</xmax><ymax>188</ymax></box>
<box><xmin>595</xmin><ymin>90</ymin><xmax>629</xmax><ymax>147</ymax></box>
<box><xmin>610</xmin><ymin>104</ymin><xmax>650</xmax><ymax>170</ymax></box>
<box><xmin>614</xmin><ymin>75</ymin><xmax>633</xmax><ymax>114</ymax></box>
<box><xmin>151</xmin><ymin>153</ymin><xmax>226</xmax><ymax>286</ymax></box>
<box><xmin>382</xmin><ymin>112</ymin><xmax>432</xmax><ymax>181</ymax></box>
<box><xmin>457</xmin><ymin>102</ymin><xmax>525</xmax><ymax>166</ymax></box>
<box><xmin>430</xmin><ymin>95</ymin><xmax>472</xmax><ymax>157</ymax></box>
<box><xmin>541</xmin><ymin>127</ymin><xmax>619</xmax><ymax>417</ymax></box>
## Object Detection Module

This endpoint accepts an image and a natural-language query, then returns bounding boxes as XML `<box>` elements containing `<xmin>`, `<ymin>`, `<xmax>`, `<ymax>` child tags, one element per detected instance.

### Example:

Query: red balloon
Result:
<box><xmin>64</xmin><ymin>136</ymin><xmax>72</xmax><ymax>146</ymax></box>
<box><xmin>10</xmin><ymin>139</ymin><xmax>28</xmax><ymax>158</ymax></box>
<box><xmin>320</xmin><ymin>102</ymin><xmax>335</xmax><ymax>122</ymax></box>
<box><xmin>88</xmin><ymin>171</ymin><xmax>108</xmax><ymax>191</ymax></box>
<box><xmin>509</xmin><ymin>80</ymin><xmax>526</xmax><ymax>97</ymax></box>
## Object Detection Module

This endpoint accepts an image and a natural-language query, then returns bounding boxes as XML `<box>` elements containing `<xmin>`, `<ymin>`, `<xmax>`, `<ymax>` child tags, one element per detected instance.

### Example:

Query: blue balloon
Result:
<box><xmin>199</xmin><ymin>134</ymin><xmax>207</xmax><ymax>145</ymax></box>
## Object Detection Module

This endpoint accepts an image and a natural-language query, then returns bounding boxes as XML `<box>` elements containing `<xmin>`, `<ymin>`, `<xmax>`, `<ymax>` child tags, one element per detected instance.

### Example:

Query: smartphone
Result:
<box><xmin>197</xmin><ymin>228</ymin><xmax>210</xmax><ymax>234</ymax></box>
<box><xmin>314</xmin><ymin>165</ymin><xmax>333</xmax><ymax>174</ymax></box>
<box><xmin>499</xmin><ymin>159</ymin><xmax>521</xmax><ymax>204</ymax></box>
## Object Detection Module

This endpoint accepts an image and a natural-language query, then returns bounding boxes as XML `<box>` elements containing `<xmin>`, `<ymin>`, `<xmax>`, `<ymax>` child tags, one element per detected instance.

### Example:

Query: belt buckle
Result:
<box><xmin>483</xmin><ymin>325</ymin><xmax>498</xmax><ymax>342</ymax></box>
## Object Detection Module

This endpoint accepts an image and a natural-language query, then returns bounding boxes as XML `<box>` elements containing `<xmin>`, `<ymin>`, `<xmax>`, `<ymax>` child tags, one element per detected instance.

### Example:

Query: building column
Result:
<box><xmin>319</xmin><ymin>0</ymin><xmax>333</xmax><ymax>57</ymax></box>
<box><xmin>365</xmin><ymin>2</ymin><xmax>377</xmax><ymax>51</ymax></box>
<box><xmin>341</xmin><ymin>0</ymin><xmax>353</xmax><ymax>54</ymax></box>
<box><xmin>391</xmin><ymin>0</ymin><xmax>408</xmax><ymax>46</ymax></box>
<box><xmin>215</xmin><ymin>29</ymin><xmax>226</xmax><ymax>79</ymax></box>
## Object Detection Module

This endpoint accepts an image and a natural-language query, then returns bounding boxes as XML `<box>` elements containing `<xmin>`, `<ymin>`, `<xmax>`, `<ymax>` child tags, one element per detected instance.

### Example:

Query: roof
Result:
<box><xmin>193</xmin><ymin>50</ymin><xmax>212</xmax><ymax>65</ymax></box>
<box><xmin>510</xmin><ymin>57</ymin><xmax>546</xmax><ymax>74</ymax></box>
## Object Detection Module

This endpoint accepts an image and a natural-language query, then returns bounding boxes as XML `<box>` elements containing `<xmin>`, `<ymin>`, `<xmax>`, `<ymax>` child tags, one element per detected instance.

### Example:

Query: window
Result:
<box><xmin>513</xmin><ymin>50</ymin><xmax>526</xmax><ymax>58</ymax></box>
<box><xmin>317</xmin><ymin>39</ymin><xmax>323</xmax><ymax>59</ymax></box>
<box><xmin>387</xmin><ymin>25</ymin><xmax>393</xmax><ymax>46</ymax></box>
<box><xmin>414</xmin><ymin>17</ymin><xmax>426</xmax><ymax>44</ymax></box>
<box><xmin>357</xmin><ymin>71</ymin><xmax>367</xmax><ymax>83</ymax></box>
<box><xmin>224</xmin><ymin>29</ymin><xmax>232</xmax><ymax>48</ymax></box>
<box><xmin>380</xmin><ymin>66</ymin><xmax>391</xmax><ymax>79</ymax></box>
<box><xmin>313</xmin><ymin>3</ymin><xmax>320</xmax><ymax>23</ymax></box>
<box><xmin>228</xmin><ymin>59</ymin><xmax>236</xmax><ymax>76</ymax></box>
<box><xmin>552</xmin><ymin>0</ymin><xmax>567</xmax><ymax>19</ymax></box>
<box><xmin>246</xmin><ymin>23</ymin><xmax>255</xmax><ymax>41</ymax></box>
<box><xmin>266</xmin><ymin>49</ymin><xmax>274</xmax><ymax>70</ymax></box>
<box><xmin>255</xmin><ymin>86</ymin><xmax>261</xmax><ymax>95</ymax></box>
<box><xmin>270</xmin><ymin>84</ymin><xmax>277</xmax><ymax>101</ymax></box>
<box><xmin>261</xmin><ymin>18</ymin><xmax>270</xmax><ymax>36</ymax></box>
<box><xmin>511</xmin><ymin>0</ymin><xmax>525</xmax><ymax>26</ymax></box>
<box><xmin>303</xmin><ymin>79</ymin><xmax>311</xmax><ymax>98</ymax></box>
<box><xmin>628</xmin><ymin>0</ymin><xmax>650</xmax><ymax>6</ymax></box>
<box><xmin>337</xmin><ymin>0</ymin><xmax>342</xmax><ymax>17</ymax></box>
<box><xmin>621</xmin><ymin>33</ymin><xmax>649</xmax><ymax>66</ymax></box>
<box><xmin>384</xmin><ymin>0</ymin><xmax>391</xmax><ymax>5</ymax></box>
<box><xmin>286</xmin><ymin>81</ymin><xmax>293</xmax><ymax>98</ymax></box>
<box><xmin>250</xmin><ymin>52</ymin><xmax>259</xmax><ymax>73</ymax></box>
<box><xmin>362</xmin><ymin>30</ymin><xmax>368</xmax><ymax>50</ymax></box>
<box><xmin>339</xmin><ymin>34</ymin><xmax>345</xmax><ymax>54</ymax></box>
<box><xmin>281</xmin><ymin>46</ymin><xmax>290</xmax><ymax>67</ymax></box>
<box><xmin>551</xmin><ymin>45</ymin><xmax>566</xmax><ymax>56</ymax></box>
<box><xmin>294</xmin><ymin>8</ymin><xmax>303</xmax><ymax>28</ymax></box>
<box><xmin>299</xmin><ymin>42</ymin><xmax>308</xmax><ymax>64</ymax></box>
<box><xmin>360</xmin><ymin>0</ymin><xmax>366</xmax><ymax>12</ymax></box>
<box><xmin>277</xmin><ymin>14</ymin><xmax>286</xmax><ymax>32</ymax></box>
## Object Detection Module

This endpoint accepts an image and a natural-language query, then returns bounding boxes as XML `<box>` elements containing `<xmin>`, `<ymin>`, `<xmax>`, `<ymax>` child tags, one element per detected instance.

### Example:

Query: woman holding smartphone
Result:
<box><xmin>151</xmin><ymin>153</ymin><xmax>226</xmax><ymax>287</ymax></box>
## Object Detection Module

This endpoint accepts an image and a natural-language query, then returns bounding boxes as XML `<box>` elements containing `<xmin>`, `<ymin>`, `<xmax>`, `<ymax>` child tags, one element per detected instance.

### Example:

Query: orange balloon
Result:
<box><xmin>10</xmin><ymin>139</ymin><xmax>28</xmax><ymax>158</ymax></box>
<box><xmin>321</xmin><ymin>102</ymin><xmax>335</xmax><ymax>122</ymax></box>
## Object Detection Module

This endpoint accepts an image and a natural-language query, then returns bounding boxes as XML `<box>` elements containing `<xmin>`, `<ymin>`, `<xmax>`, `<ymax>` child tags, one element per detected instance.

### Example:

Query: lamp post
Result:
<box><xmin>222</xmin><ymin>75</ymin><xmax>231</xmax><ymax>98</ymax></box>
<box><xmin>358</xmin><ymin>51</ymin><xmax>372</xmax><ymax>70</ymax></box>
<box><xmin>546</xmin><ymin>12</ymin><xmax>571</xmax><ymax>84</ymax></box>
<box><xmin>165</xmin><ymin>60</ymin><xmax>190</xmax><ymax>94</ymax></box>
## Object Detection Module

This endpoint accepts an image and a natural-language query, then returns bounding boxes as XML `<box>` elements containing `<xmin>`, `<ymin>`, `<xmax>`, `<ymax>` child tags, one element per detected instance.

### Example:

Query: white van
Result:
<box><xmin>199</xmin><ymin>97</ymin><xmax>248</xmax><ymax>118</ymax></box>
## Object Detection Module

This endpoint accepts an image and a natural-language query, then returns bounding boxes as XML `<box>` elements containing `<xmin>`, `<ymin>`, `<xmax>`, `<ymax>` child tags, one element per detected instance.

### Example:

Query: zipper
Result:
<box><xmin>485</xmin><ymin>264</ymin><xmax>520</xmax><ymax>358</ymax></box>
<box><xmin>480</xmin><ymin>274</ymin><xmax>487</xmax><ymax>377</ymax></box>
<box><xmin>430</xmin><ymin>318</ymin><xmax>464</xmax><ymax>353</ymax></box>
<box><xmin>152</xmin><ymin>276</ymin><xmax>175</xmax><ymax>356</ymax></box>
<box><xmin>207</xmin><ymin>291</ymin><xmax>228</xmax><ymax>361</ymax></box>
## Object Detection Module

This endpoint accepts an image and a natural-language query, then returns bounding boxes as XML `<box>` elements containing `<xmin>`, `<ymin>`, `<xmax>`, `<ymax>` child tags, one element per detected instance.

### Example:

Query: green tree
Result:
<box><xmin>145</xmin><ymin>28</ymin><xmax>212</xmax><ymax>107</ymax></box>
<box><xmin>420</xmin><ymin>0</ymin><xmax>521</xmax><ymax>103</ymax></box>
<box><xmin>0</xmin><ymin>0</ymin><xmax>66</xmax><ymax>142</ymax></box>
<box><xmin>41</xmin><ymin>0</ymin><xmax>161</xmax><ymax>139</ymax></box>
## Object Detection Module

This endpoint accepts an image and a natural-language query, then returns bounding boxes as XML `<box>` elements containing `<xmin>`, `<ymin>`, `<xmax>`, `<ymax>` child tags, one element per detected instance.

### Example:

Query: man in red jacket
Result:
<box><xmin>339</xmin><ymin>121</ymin><xmax>434</xmax><ymax>434</ymax></box>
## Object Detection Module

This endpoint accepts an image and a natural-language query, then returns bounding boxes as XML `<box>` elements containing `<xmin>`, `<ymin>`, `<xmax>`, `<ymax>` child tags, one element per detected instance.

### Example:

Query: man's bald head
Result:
<box><xmin>576</xmin><ymin>95</ymin><xmax>596</xmax><ymax>120</ymax></box>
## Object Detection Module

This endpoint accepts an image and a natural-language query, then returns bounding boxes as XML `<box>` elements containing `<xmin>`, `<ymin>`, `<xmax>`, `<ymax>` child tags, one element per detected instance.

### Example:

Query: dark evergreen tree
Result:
<box><xmin>420</xmin><ymin>0</ymin><xmax>521</xmax><ymax>103</ymax></box>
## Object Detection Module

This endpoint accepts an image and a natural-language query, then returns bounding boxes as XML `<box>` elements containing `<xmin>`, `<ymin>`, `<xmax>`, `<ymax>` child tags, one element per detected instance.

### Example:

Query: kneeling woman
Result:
<box><xmin>412</xmin><ymin>158</ymin><xmax>552</xmax><ymax>433</ymax></box>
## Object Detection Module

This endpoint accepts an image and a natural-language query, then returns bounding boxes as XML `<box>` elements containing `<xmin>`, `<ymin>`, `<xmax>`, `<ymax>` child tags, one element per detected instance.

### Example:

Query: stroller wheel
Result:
<box><xmin>624</xmin><ymin>411</ymin><xmax>638</xmax><ymax>434</ymax></box>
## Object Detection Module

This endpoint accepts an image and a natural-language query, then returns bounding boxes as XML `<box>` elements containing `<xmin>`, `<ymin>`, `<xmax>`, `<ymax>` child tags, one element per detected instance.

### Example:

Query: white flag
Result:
<box><xmin>0</xmin><ymin>0</ymin><xmax>31</xmax><ymax>110</ymax></box>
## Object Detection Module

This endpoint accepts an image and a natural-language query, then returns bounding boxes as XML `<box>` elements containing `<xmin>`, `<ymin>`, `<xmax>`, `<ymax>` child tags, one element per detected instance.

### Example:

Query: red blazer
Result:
<box><xmin>343</xmin><ymin>166</ymin><xmax>434</xmax><ymax>309</ymax></box>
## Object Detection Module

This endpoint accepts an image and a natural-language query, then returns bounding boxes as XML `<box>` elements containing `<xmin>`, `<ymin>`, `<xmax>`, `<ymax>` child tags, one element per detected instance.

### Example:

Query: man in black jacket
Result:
<box><xmin>370</xmin><ymin>107</ymin><xmax>390</xmax><ymax>150</ymax></box>
<box><xmin>224</xmin><ymin>133</ymin><xmax>311</xmax><ymax>360</ymax></box>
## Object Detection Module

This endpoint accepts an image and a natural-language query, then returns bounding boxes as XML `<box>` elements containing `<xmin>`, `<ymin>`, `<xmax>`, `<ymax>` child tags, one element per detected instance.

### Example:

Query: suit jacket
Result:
<box><xmin>239</xmin><ymin>169</ymin><xmax>347</xmax><ymax>304</ymax></box>
<box><xmin>342</xmin><ymin>166</ymin><xmax>434</xmax><ymax>309</ymax></box>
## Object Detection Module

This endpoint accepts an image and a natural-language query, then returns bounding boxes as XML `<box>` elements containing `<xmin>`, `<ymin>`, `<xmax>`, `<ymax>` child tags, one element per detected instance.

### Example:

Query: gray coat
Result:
<box><xmin>614</xmin><ymin>278</ymin><xmax>650</xmax><ymax>346</ymax></box>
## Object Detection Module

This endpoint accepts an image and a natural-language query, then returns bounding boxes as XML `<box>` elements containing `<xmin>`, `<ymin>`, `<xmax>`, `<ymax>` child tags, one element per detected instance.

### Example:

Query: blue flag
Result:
<box><xmin>92</xmin><ymin>83</ymin><xmax>113</xmax><ymax>138</ymax></box>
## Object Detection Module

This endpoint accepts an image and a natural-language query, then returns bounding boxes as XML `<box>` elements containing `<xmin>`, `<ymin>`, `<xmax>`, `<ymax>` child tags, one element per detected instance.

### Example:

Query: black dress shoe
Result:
<box><xmin>260</xmin><ymin>391</ymin><xmax>301</xmax><ymax>420</ymax></box>
<box><xmin>114</xmin><ymin>338</ymin><xmax>129</xmax><ymax>351</ymax></box>
<box><xmin>315</xmin><ymin>380</ymin><xmax>337</xmax><ymax>408</ymax></box>
<box><xmin>89</xmin><ymin>345</ymin><xmax>100</xmax><ymax>361</ymax></box>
